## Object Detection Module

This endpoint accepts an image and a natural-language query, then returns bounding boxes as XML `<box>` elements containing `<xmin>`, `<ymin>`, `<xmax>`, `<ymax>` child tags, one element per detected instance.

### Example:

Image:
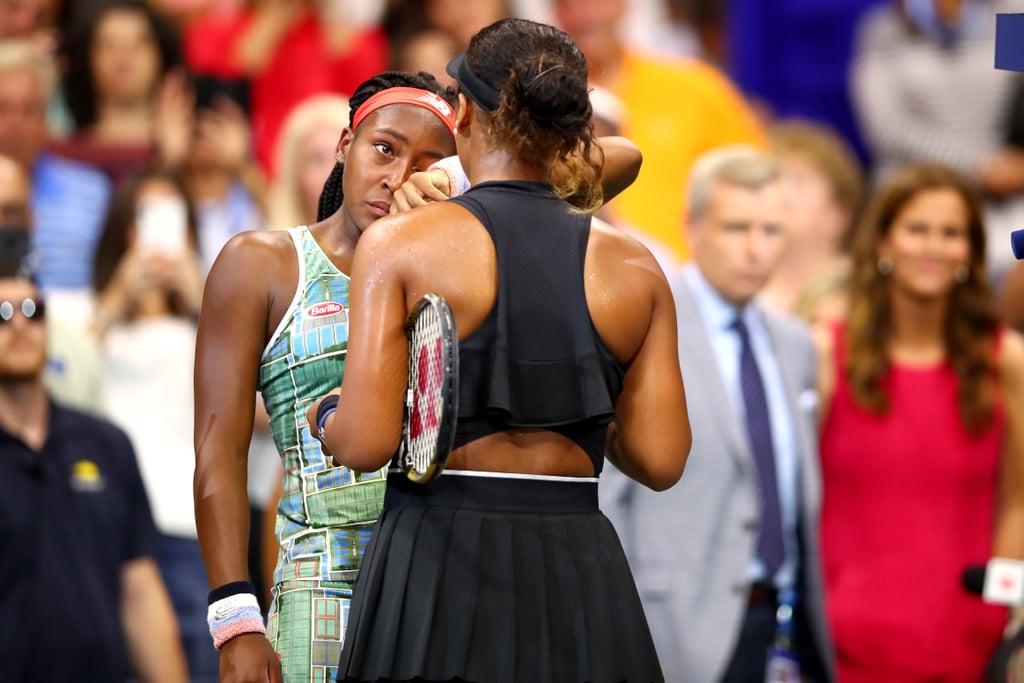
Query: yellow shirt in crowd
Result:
<box><xmin>607</xmin><ymin>51</ymin><xmax>765</xmax><ymax>261</ymax></box>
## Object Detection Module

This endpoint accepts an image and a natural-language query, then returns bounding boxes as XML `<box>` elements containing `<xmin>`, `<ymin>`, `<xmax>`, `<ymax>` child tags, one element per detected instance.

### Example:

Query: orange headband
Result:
<box><xmin>351</xmin><ymin>87</ymin><xmax>456</xmax><ymax>136</ymax></box>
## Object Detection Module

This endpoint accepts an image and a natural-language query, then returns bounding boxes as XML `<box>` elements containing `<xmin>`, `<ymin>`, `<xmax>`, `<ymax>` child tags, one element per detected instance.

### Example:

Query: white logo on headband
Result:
<box><xmin>415</xmin><ymin>93</ymin><xmax>452</xmax><ymax>118</ymax></box>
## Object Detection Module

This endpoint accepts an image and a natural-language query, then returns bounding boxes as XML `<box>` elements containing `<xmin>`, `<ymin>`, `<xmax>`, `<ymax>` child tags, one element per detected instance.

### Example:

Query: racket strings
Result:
<box><xmin>407</xmin><ymin>306</ymin><xmax>445</xmax><ymax>474</ymax></box>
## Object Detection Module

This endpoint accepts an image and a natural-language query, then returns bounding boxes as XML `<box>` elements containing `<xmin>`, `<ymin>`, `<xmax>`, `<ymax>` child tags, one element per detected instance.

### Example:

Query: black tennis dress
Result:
<box><xmin>336</xmin><ymin>180</ymin><xmax>664</xmax><ymax>683</ymax></box>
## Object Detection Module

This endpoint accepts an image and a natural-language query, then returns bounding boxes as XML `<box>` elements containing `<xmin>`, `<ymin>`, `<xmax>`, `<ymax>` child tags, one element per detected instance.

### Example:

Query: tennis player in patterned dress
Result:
<box><xmin>194</xmin><ymin>72</ymin><xmax>460</xmax><ymax>683</ymax></box>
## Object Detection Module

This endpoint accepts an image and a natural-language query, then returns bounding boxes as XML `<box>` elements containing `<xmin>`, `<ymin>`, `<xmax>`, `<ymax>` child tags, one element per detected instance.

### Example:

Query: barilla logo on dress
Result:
<box><xmin>306</xmin><ymin>302</ymin><xmax>344</xmax><ymax>318</ymax></box>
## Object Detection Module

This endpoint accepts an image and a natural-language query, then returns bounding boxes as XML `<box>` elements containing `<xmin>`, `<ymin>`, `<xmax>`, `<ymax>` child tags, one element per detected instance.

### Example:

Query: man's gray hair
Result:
<box><xmin>687</xmin><ymin>145</ymin><xmax>782</xmax><ymax>221</ymax></box>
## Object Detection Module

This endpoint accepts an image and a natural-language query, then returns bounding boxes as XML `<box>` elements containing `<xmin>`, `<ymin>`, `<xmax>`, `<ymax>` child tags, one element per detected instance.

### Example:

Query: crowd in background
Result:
<box><xmin>1</xmin><ymin>0</ymin><xmax>1023</xmax><ymax>681</ymax></box>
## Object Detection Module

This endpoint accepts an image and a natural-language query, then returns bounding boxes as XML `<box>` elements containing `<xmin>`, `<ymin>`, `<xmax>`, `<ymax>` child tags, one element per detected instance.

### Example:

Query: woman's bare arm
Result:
<box><xmin>391</xmin><ymin>135</ymin><xmax>642</xmax><ymax>213</ymax></box>
<box><xmin>194</xmin><ymin>232</ymin><xmax>289</xmax><ymax>680</ymax></box>
<box><xmin>597</xmin><ymin>135</ymin><xmax>642</xmax><ymax>203</ymax></box>
<box><xmin>194</xmin><ymin>233</ymin><xmax>280</xmax><ymax>587</ymax></box>
<box><xmin>606</xmin><ymin>264</ymin><xmax>690</xmax><ymax>491</ymax></box>
<box><xmin>585</xmin><ymin>222</ymin><xmax>689</xmax><ymax>490</ymax></box>
<box><xmin>319</xmin><ymin>217</ymin><xmax>411</xmax><ymax>471</ymax></box>
<box><xmin>995</xmin><ymin>329</ymin><xmax>1024</xmax><ymax>559</ymax></box>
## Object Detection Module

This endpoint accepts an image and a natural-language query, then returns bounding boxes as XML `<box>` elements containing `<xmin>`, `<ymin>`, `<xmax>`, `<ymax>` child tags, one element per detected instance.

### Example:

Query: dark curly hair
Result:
<box><xmin>60</xmin><ymin>0</ymin><xmax>183</xmax><ymax>131</ymax></box>
<box><xmin>464</xmin><ymin>18</ymin><xmax>602</xmax><ymax>212</ymax></box>
<box><xmin>316</xmin><ymin>71</ymin><xmax>457</xmax><ymax>222</ymax></box>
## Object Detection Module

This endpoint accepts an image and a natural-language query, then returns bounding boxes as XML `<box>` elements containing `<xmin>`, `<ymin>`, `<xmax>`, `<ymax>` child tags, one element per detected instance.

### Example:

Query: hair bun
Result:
<box><xmin>504</xmin><ymin>54</ymin><xmax>591</xmax><ymax>134</ymax></box>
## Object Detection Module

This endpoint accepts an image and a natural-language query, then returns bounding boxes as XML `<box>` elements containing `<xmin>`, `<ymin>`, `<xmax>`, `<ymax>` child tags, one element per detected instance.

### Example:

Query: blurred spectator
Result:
<box><xmin>0</xmin><ymin>271</ymin><xmax>187</xmax><ymax>682</ymax></box>
<box><xmin>851</xmin><ymin>0</ymin><xmax>1024</xmax><ymax>282</ymax></box>
<box><xmin>148</xmin><ymin>0</ymin><xmax>247</xmax><ymax>25</ymax></box>
<box><xmin>0</xmin><ymin>0</ymin><xmax>47</xmax><ymax>40</ymax></box>
<box><xmin>793</xmin><ymin>267</ymin><xmax>854</xmax><ymax>330</ymax></box>
<box><xmin>389</xmin><ymin>28</ymin><xmax>459</xmax><ymax>87</ymax></box>
<box><xmin>0</xmin><ymin>39</ymin><xmax>112</xmax><ymax>301</ymax></box>
<box><xmin>0</xmin><ymin>151</ymin><xmax>105</xmax><ymax>414</ymax></box>
<box><xmin>0</xmin><ymin>0</ymin><xmax>72</xmax><ymax>137</ymax></box>
<box><xmin>183</xmin><ymin>0</ymin><xmax>387</xmax><ymax>175</ymax></box>
<box><xmin>761</xmin><ymin>119</ymin><xmax>865</xmax><ymax>321</ymax></box>
<box><xmin>726</xmin><ymin>0</ymin><xmax>885</xmax><ymax>163</ymax></box>
<box><xmin>601</xmin><ymin>146</ymin><xmax>833</xmax><ymax>682</ymax></box>
<box><xmin>91</xmin><ymin>166</ymin><xmax>215</xmax><ymax>681</ymax></box>
<box><xmin>816</xmin><ymin>163</ymin><xmax>1024</xmax><ymax>681</ymax></box>
<box><xmin>382</xmin><ymin>0</ymin><xmax>509</xmax><ymax>51</ymax></box>
<box><xmin>554</xmin><ymin>0</ymin><xmax>764</xmax><ymax>261</ymax></box>
<box><xmin>651</xmin><ymin>0</ymin><xmax>702</xmax><ymax>56</ymax></box>
<box><xmin>266</xmin><ymin>93</ymin><xmax>349</xmax><ymax>230</ymax></box>
<box><xmin>588</xmin><ymin>83</ymin><xmax>680</xmax><ymax>275</ymax></box>
<box><xmin>181</xmin><ymin>96</ymin><xmax>265</xmax><ymax>273</ymax></box>
<box><xmin>53</xmin><ymin>0</ymin><xmax>190</xmax><ymax>185</ymax></box>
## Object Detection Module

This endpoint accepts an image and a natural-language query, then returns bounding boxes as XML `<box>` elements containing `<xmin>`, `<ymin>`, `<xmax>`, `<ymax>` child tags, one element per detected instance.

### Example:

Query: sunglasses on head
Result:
<box><xmin>0</xmin><ymin>297</ymin><xmax>46</xmax><ymax>324</ymax></box>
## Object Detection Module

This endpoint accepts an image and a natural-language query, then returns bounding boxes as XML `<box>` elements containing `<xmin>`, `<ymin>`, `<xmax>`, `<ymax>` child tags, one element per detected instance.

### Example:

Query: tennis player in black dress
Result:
<box><xmin>318</xmin><ymin>18</ymin><xmax>692</xmax><ymax>683</ymax></box>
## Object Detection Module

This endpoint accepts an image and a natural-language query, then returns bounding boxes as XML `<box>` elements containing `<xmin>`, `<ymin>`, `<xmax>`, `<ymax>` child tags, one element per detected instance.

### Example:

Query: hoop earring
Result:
<box><xmin>877</xmin><ymin>256</ymin><xmax>893</xmax><ymax>275</ymax></box>
<box><xmin>955</xmin><ymin>264</ymin><xmax>970</xmax><ymax>283</ymax></box>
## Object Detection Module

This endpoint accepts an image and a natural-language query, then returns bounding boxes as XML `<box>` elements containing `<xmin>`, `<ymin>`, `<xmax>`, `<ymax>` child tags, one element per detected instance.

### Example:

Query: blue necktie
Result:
<box><xmin>733</xmin><ymin>316</ymin><xmax>785</xmax><ymax>578</ymax></box>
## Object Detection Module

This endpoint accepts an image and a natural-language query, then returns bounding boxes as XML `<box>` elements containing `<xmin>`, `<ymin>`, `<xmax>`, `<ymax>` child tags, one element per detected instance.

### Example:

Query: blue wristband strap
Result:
<box><xmin>316</xmin><ymin>394</ymin><xmax>339</xmax><ymax>433</ymax></box>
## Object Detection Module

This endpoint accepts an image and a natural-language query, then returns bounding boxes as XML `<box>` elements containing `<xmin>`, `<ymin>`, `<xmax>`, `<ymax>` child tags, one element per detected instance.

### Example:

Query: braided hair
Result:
<box><xmin>316</xmin><ymin>71</ymin><xmax>457</xmax><ymax>222</ymax></box>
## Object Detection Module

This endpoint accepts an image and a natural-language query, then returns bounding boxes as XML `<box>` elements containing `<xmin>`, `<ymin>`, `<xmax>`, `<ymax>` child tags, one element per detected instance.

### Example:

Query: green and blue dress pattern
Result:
<box><xmin>259</xmin><ymin>226</ymin><xmax>387</xmax><ymax>683</ymax></box>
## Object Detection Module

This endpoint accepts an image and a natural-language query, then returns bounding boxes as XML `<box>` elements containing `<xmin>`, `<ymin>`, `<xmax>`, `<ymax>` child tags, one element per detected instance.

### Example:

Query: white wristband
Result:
<box><xmin>207</xmin><ymin>593</ymin><xmax>265</xmax><ymax>649</ymax></box>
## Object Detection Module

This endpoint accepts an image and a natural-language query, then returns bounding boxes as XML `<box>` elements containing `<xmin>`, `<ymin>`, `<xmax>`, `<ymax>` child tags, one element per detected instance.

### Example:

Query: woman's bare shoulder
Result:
<box><xmin>212</xmin><ymin>228</ymin><xmax>294</xmax><ymax>273</ymax></box>
<box><xmin>588</xmin><ymin>217</ymin><xmax>670</xmax><ymax>285</ymax></box>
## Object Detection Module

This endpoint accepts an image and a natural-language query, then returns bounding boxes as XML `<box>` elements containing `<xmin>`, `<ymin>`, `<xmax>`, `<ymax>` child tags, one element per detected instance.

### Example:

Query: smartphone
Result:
<box><xmin>136</xmin><ymin>196</ymin><xmax>188</xmax><ymax>255</ymax></box>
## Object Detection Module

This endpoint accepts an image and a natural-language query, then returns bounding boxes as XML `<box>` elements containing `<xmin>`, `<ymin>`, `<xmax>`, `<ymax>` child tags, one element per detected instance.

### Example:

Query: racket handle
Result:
<box><xmin>428</xmin><ymin>155</ymin><xmax>471</xmax><ymax>198</ymax></box>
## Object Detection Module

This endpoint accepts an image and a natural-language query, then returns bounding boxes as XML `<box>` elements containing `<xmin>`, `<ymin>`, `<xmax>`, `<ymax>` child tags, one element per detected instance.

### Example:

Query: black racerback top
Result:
<box><xmin>448</xmin><ymin>180</ymin><xmax>626</xmax><ymax>474</ymax></box>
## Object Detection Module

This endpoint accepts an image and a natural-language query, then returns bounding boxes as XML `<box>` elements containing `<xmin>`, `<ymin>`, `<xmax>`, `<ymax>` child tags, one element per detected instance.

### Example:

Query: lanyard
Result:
<box><xmin>766</xmin><ymin>587</ymin><xmax>800</xmax><ymax>683</ymax></box>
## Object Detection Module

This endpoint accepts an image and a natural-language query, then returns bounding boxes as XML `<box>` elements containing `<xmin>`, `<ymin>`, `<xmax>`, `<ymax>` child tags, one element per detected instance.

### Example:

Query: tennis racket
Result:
<box><xmin>395</xmin><ymin>293</ymin><xmax>459</xmax><ymax>484</ymax></box>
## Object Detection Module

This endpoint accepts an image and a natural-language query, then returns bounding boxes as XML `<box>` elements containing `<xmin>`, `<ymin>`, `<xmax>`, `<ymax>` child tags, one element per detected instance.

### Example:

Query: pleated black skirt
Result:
<box><xmin>336</xmin><ymin>472</ymin><xmax>664</xmax><ymax>683</ymax></box>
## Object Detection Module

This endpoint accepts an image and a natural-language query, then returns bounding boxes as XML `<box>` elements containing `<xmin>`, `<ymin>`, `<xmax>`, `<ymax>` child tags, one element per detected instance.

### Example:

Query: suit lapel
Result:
<box><xmin>761</xmin><ymin>312</ymin><xmax>821</xmax><ymax>515</ymax></box>
<box><xmin>674</xmin><ymin>277</ymin><xmax>752</xmax><ymax>470</ymax></box>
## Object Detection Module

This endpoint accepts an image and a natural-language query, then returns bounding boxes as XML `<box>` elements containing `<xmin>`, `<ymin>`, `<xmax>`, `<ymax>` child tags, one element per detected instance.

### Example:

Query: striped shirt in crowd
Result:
<box><xmin>30</xmin><ymin>152</ymin><xmax>111</xmax><ymax>291</ymax></box>
<box><xmin>851</xmin><ymin>0</ymin><xmax>1021</xmax><ymax>183</ymax></box>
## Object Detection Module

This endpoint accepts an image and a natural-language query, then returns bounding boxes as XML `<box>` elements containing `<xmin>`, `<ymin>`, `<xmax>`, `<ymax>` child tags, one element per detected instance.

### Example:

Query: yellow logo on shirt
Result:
<box><xmin>70</xmin><ymin>459</ymin><xmax>106</xmax><ymax>492</ymax></box>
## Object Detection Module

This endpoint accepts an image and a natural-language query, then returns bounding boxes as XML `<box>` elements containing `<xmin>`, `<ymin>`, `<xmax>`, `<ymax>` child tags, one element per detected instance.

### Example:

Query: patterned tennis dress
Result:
<box><xmin>259</xmin><ymin>226</ymin><xmax>387</xmax><ymax>683</ymax></box>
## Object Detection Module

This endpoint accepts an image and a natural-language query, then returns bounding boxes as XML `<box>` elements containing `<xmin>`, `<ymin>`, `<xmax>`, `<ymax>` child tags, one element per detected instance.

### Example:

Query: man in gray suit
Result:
<box><xmin>602</xmin><ymin>146</ymin><xmax>834</xmax><ymax>682</ymax></box>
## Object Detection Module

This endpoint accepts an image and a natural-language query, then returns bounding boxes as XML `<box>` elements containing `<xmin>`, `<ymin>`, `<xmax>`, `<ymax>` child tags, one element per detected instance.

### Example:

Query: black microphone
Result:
<box><xmin>962</xmin><ymin>560</ymin><xmax>1024</xmax><ymax>606</ymax></box>
<box><xmin>1011</xmin><ymin>230</ymin><xmax>1024</xmax><ymax>260</ymax></box>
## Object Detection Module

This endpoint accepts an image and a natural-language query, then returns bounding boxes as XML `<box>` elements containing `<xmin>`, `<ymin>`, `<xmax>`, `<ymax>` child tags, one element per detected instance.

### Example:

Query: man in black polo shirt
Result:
<box><xmin>0</xmin><ymin>272</ymin><xmax>188</xmax><ymax>681</ymax></box>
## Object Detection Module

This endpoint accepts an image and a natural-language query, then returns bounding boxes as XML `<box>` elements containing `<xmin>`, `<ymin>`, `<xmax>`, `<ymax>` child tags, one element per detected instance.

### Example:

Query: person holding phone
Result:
<box><xmin>90</xmin><ymin>165</ymin><xmax>215</xmax><ymax>681</ymax></box>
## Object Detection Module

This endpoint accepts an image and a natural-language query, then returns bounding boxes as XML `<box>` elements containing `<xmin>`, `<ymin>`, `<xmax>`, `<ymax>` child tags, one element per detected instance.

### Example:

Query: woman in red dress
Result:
<box><xmin>815</xmin><ymin>163</ymin><xmax>1024</xmax><ymax>681</ymax></box>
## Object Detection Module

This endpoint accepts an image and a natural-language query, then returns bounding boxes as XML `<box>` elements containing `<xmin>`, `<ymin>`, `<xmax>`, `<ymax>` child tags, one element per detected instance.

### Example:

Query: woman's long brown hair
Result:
<box><xmin>845</xmin><ymin>163</ymin><xmax>1000</xmax><ymax>435</ymax></box>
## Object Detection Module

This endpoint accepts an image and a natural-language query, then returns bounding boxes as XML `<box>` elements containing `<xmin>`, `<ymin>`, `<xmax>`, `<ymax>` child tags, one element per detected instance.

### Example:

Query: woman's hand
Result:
<box><xmin>94</xmin><ymin>248</ymin><xmax>158</xmax><ymax>330</ymax></box>
<box><xmin>390</xmin><ymin>169</ymin><xmax>451</xmax><ymax>214</ymax></box>
<box><xmin>306</xmin><ymin>388</ymin><xmax>342</xmax><ymax>461</ymax></box>
<box><xmin>219</xmin><ymin>632</ymin><xmax>283</xmax><ymax>683</ymax></box>
<box><xmin>154</xmin><ymin>70</ymin><xmax>195</xmax><ymax>168</ymax></box>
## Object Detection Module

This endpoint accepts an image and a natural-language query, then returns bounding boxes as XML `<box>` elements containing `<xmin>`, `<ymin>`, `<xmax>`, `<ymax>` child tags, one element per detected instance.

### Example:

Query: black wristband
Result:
<box><xmin>208</xmin><ymin>580</ymin><xmax>257</xmax><ymax>606</ymax></box>
<box><xmin>316</xmin><ymin>394</ymin><xmax>340</xmax><ymax>431</ymax></box>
